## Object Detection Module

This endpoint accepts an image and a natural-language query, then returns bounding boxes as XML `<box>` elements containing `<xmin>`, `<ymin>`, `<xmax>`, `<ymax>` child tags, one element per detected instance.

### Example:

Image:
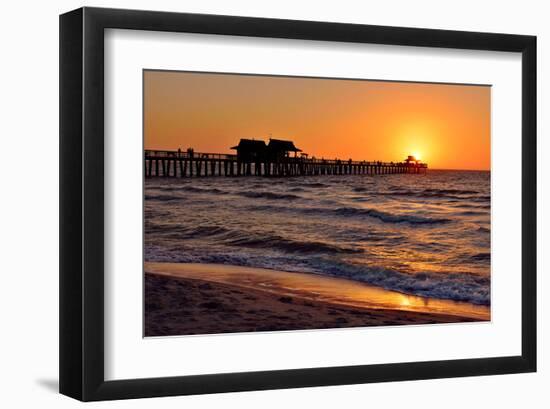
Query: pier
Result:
<box><xmin>144</xmin><ymin>138</ymin><xmax>427</xmax><ymax>178</ymax></box>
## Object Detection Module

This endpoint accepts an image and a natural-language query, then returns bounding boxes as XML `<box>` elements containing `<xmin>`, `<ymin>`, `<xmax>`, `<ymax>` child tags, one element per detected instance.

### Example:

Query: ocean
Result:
<box><xmin>144</xmin><ymin>170</ymin><xmax>490</xmax><ymax>306</ymax></box>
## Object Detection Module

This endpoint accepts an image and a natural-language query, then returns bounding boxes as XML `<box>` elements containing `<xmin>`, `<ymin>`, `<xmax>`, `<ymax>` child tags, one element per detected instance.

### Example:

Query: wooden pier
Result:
<box><xmin>144</xmin><ymin>150</ymin><xmax>428</xmax><ymax>178</ymax></box>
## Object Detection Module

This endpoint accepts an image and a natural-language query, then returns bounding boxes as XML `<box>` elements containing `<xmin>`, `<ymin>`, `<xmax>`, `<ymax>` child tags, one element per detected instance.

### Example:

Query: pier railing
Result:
<box><xmin>144</xmin><ymin>149</ymin><xmax>427</xmax><ymax>178</ymax></box>
<box><xmin>144</xmin><ymin>150</ymin><xmax>237</xmax><ymax>161</ymax></box>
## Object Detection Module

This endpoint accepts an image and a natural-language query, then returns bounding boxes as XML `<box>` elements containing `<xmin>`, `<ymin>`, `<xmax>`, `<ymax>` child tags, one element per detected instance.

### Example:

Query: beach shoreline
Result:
<box><xmin>144</xmin><ymin>262</ymin><xmax>489</xmax><ymax>337</ymax></box>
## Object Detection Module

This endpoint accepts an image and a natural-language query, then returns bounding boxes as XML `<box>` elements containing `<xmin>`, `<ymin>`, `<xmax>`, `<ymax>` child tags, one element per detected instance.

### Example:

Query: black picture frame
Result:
<box><xmin>60</xmin><ymin>7</ymin><xmax>537</xmax><ymax>401</ymax></box>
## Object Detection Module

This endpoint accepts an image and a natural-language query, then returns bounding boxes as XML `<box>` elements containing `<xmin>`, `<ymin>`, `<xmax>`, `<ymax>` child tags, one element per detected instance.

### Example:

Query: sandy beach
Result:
<box><xmin>144</xmin><ymin>262</ymin><xmax>489</xmax><ymax>336</ymax></box>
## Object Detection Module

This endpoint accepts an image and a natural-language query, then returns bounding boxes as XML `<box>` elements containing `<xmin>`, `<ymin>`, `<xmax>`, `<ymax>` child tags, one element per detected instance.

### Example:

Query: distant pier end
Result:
<box><xmin>144</xmin><ymin>138</ymin><xmax>428</xmax><ymax>178</ymax></box>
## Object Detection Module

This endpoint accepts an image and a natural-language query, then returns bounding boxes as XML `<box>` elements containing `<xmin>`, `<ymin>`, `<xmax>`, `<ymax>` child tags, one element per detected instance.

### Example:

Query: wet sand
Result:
<box><xmin>144</xmin><ymin>262</ymin><xmax>489</xmax><ymax>337</ymax></box>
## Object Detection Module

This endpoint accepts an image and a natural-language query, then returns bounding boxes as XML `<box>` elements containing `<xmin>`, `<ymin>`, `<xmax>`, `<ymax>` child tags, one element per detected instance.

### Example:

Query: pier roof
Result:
<box><xmin>268</xmin><ymin>138</ymin><xmax>302</xmax><ymax>152</ymax></box>
<box><xmin>231</xmin><ymin>139</ymin><xmax>267</xmax><ymax>150</ymax></box>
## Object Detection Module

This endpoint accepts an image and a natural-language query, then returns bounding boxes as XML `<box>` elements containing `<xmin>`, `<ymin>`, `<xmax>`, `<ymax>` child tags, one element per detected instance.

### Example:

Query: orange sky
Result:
<box><xmin>144</xmin><ymin>70</ymin><xmax>491</xmax><ymax>170</ymax></box>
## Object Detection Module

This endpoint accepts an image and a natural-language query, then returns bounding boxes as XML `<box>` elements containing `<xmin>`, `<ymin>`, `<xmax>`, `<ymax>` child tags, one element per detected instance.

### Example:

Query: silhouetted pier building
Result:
<box><xmin>145</xmin><ymin>138</ymin><xmax>427</xmax><ymax>178</ymax></box>
<box><xmin>267</xmin><ymin>138</ymin><xmax>302</xmax><ymax>161</ymax></box>
<box><xmin>231</xmin><ymin>138</ymin><xmax>302</xmax><ymax>162</ymax></box>
<box><xmin>231</xmin><ymin>139</ymin><xmax>267</xmax><ymax>162</ymax></box>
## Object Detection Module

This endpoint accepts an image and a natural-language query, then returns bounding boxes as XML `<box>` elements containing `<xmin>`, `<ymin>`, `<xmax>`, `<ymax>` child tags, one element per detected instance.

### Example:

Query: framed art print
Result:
<box><xmin>60</xmin><ymin>7</ymin><xmax>536</xmax><ymax>401</ymax></box>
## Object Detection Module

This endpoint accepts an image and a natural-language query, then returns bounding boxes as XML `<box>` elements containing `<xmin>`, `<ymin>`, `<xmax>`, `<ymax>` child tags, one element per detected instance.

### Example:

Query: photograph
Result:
<box><xmin>143</xmin><ymin>70</ymin><xmax>491</xmax><ymax>337</ymax></box>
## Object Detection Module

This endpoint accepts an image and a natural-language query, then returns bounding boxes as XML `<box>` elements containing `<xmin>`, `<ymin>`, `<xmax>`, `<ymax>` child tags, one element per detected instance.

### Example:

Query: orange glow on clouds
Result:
<box><xmin>144</xmin><ymin>71</ymin><xmax>491</xmax><ymax>170</ymax></box>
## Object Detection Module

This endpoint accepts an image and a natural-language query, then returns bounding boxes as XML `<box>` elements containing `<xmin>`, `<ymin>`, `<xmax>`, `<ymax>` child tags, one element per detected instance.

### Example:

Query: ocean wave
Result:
<box><xmin>403</xmin><ymin>192</ymin><xmax>485</xmax><ymax>201</ymax></box>
<box><xmin>144</xmin><ymin>194</ymin><xmax>181</xmax><ymax>202</ymax></box>
<box><xmin>468</xmin><ymin>195</ymin><xmax>491</xmax><ymax>202</ymax></box>
<box><xmin>149</xmin><ymin>186</ymin><xmax>305</xmax><ymax>201</ymax></box>
<box><xmin>303</xmin><ymin>258</ymin><xmax>490</xmax><ymax>305</ymax></box>
<box><xmin>456</xmin><ymin>210</ymin><xmax>487</xmax><ymax>216</ymax></box>
<box><xmin>238</xmin><ymin>191</ymin><xmax>302</xmax><ymax>200</ymax></box>
<box><xmin>350</xmin><ymin>197</ymin><xmax>371</xmax><ymax>202</ymax></box>
<box><xmin>449</xmin><ymin>203</ymin><xmax>491</xmax><ymax>210</ymax></box>
<box><xmin>374</xmin><ymin>188</ymin><xmax>489</xmax><ymax>202</ymax></box>
<box><xmin>315</xmin><ymin>260</ymin><xmax>490</xmax><ymax>305</ymax></box>
<box><xmin>170</xmin><ymin>225</ymin><xmax>231</xmax><ymax>239</ymax></box>
<box><xmin>302</xmin><ymin>182</ymin><xmax>329</xmax><ymax>188</ymax></box>
<box><xmin>446</xmin><ymin>252</ymin><xmax>491</xmax><ymax>265</ymax></box>
<box><xmin>147</xmin><ymin>185</ymin><xmax>228</xmax><ymax>197</ymax></box>
<box><xmin>423</xmin><ymin>188</ymin><xmax>479</xmax><ymax>195</ymax></box>
<box><xmin>332</xmin><ymin>207</ymin><xmax>452</xmax><ymax>225</ymax></box>
<box><xmin>468</xmin><ymin>252</ymin><xmax>491</xmax><ymax>261</ymax></box>
<box><xmin>144</xmin><ymin>247</ymin><xmax>490</xmax><ymax>305</ymax></box>
<box><xmin>223</xmin><ymin>233</ymin><xmax>362</xmax><ymax>254</ymax></box>
<box><xmin>186</xmin><ymin>186</ymin><xmax>225</xmax><ymax>194</ymax></box>
<box><xmin>149</xmin><ymin>182</ymin><xmax>489</xmax><ymax>205</ymax></box>
<box><xmin>244</xmin><ymin>203</ymin><xmax>451</xmax><ymax>225</ymax></box>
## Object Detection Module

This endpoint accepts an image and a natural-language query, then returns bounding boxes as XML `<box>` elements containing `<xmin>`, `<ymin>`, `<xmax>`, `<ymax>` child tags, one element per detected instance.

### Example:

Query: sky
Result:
<box><xmin>144</xmin><ymin>70</ymin><xmax>491</xmax><ymax>170</ymax></box>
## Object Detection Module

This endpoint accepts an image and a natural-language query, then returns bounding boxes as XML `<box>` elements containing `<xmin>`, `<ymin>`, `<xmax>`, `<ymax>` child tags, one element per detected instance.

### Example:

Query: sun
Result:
<box><xmin>412</xmin><ymin>152</ymin><xmax>422</xmax><ymax>161</ymax></box>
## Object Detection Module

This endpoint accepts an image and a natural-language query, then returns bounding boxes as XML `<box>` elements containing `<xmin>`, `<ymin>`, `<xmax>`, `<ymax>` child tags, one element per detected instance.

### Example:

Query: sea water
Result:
<box><xmin>144</xmin><ymin>170</ymin><xmax>490</xmax><ymax>305</ymax></box>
